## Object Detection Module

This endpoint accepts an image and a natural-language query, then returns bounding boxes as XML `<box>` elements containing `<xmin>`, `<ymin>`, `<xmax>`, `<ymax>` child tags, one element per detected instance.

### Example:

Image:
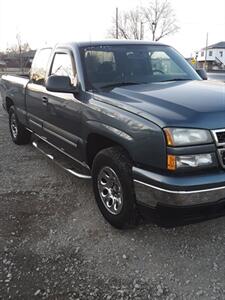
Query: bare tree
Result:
<box><xmin>108</xmin><ymin>0</ymin><xmax>179</xmax><ymax>41</ymax></box>
<box><xmin>16</xmin><ymin>33</ymin><xmax>23</xmax><ymax>71</ymax></box>
<box><xmin>108</xmin><ymin>8</ymin><xmax>142</xmax><ymax>40</ymax></box>
<box><xmin>6</xmin><ymin>34</ymin><xmax>30</xmax><ymax>55</ymax></box>
<box><xmin>142</xmin><ymin>0</ymin><xmax>179</xmax><ymax>41</ymax></box>
<box><xmin>5</xmin><ymin>34</ymin><xmax>31</xmax><ymax>72</ymax></box>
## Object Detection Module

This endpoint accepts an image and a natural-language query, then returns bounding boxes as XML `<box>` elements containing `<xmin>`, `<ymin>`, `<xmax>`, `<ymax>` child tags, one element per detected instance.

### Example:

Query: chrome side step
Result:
<box><xmin>32</xmin><ymin>131</ymin><xmax>90</xmax><ymax>169</ymax></box>
<box><xmin>32</xmin><ymin>140</ymin><xmax>91</xmax><ymax>180</ymax></box>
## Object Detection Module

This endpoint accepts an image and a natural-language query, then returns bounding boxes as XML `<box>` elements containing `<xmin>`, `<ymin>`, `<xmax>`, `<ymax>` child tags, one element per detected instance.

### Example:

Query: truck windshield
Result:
<box><xmin>80</xmin><ymin>44</ymin><xmax>200</xmax><ymax>90</ymax></box>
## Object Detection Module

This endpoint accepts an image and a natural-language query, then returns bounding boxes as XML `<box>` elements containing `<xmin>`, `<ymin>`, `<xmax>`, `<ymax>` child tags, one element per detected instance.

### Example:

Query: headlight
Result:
<box><xmin>167</xmin><ymin>153</ymin><xmax>214</xmax><ymax>170</ymax></box>
<box><xmin>164</xmin><ymin>128</ymin><xmax>212</xmax><ymax>146</ymax></box>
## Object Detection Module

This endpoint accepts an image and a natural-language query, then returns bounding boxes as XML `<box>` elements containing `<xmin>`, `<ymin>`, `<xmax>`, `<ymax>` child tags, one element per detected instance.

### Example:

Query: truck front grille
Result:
<box><xmin>212</xmin><ymin>129</ymin><xmax>225</xmax><ymax>168</ymax></box>
<box><xmin>216</xmin><ymin>132</ymin><xmax>225</xmax><ymax>144</ymax></box>
<box><xmin>213</xmin><ymin>129</ymin><xmax>225</xmax><ymax>146</ymax></box>
<box><xmin>219</xmin><ymin>149</ymin><xmax>225</xmax><ymax>167</ymax></box>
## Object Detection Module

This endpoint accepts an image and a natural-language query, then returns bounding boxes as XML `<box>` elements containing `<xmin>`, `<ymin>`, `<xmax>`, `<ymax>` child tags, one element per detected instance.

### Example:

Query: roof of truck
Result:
<box><xmin>55</xmin><ymin>40</ymin><xmax>168</xmax><ymax>49</ymax></box>
<box><xmin>78</xmin><ymin>40</ymin><xmax>167</xmax><ymax>46</ymax></box>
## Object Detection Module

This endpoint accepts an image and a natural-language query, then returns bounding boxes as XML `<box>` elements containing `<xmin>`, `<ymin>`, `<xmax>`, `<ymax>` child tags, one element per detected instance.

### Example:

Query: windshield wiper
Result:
<box><xmin>100</xmin><ymin>82</ymin><xmax>141</xmax><ymax>89</ymax></box>
<box><xmin>159</xmin><ymin>78</ymin><xmax>192</xmax><ymax>82</ymax></box>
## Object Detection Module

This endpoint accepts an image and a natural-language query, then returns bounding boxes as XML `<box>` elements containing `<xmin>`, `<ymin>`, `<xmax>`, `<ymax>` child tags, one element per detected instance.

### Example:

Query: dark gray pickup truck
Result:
<box><xmin>1</xmin><ymin>40</ymin><xmax>225</xmax><ymax>228</ymax></box>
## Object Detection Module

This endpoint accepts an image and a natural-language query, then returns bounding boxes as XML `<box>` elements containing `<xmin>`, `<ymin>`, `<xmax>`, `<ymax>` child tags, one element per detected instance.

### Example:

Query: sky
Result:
<box><xmin>0</xmin><ymin>0</ymin><xmax>225</xmax><ymax>57</ymax></box>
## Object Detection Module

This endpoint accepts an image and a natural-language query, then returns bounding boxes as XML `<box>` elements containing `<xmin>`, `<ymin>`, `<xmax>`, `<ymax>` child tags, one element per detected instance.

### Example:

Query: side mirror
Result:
<box><xmin>46</xmin><ymin>75</ymin><xmax>77</xmax><ymax>93</ymax></box>
<box><xmin>196</xmin><ymin>69</ymin><xmax>208</xmax><ymax>80</ymax></box>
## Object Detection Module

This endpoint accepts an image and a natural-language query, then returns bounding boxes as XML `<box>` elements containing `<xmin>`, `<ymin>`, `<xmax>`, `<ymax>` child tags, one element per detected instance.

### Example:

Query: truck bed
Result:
<box><xmin>0</xmin><ymin>75</ymin><xmax>29</xmax><ymax>124</ymax></box>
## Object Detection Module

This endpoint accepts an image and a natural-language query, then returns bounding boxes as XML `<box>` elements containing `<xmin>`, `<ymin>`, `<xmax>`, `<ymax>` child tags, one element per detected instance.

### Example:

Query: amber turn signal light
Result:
<box><xmin>164</xmin><ymin>128</ymin><xmax>174</xmax><ymax>146</ymax></box>
<box><xmin>167</xmin><ymin>155</ymin><xmax>176</xmax><ymax>170</ymax></box>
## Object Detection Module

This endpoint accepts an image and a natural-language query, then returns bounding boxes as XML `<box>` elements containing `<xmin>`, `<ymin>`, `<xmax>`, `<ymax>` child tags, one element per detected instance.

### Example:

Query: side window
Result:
<box><xmin>150</xmin><ymin>51</ymin><xmax>185</xmax><ymax>75</ymax></box>
<box><xmin>50</xmin><ymin>53</ymin><xmax>76</xmax><ymax>85</ymax></box>
<box><xmin>30</xmin><ymin>48</ymin><xmax>52</xmax><ymax>85</ymax></box>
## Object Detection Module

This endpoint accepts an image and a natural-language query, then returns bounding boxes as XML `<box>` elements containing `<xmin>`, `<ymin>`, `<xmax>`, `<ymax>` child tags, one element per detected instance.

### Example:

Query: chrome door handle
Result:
<box><xmin>42</xmin><ymin>96</ymin><xmax>48</xmax><ymax>104</ymax></box>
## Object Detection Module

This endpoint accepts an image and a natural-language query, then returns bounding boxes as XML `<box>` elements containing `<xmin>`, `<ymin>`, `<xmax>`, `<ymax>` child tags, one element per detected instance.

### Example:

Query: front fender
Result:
<box><xmin>86</xmin><ymin>119</ymin><xmax>134</xmax><ymax>148</ymax></box>
<box><xmin>84</xmin><ymin>116</ymin><xmax>166</xmax><ymax>170</ymax></box>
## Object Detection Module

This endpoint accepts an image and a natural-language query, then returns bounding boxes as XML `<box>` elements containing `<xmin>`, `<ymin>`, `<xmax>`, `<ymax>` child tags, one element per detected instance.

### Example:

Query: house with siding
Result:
<box><xmin>197</xmin><ymin>41</ymin><xmax>225</xmax><ymax>71</ymax></box>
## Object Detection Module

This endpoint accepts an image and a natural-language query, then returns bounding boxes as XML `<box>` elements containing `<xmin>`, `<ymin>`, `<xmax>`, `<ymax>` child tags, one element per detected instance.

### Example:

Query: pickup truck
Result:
<box><xmin>1</xmin><ymin>40</ymin><xmax>225</xmax><ymax>228</ymax></box>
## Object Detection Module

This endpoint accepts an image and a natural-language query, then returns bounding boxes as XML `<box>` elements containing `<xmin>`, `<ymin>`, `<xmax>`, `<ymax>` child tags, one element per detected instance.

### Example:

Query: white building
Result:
<box><xmin>197</xmin><ymin>41</ymin><xmax>225</xmax><ymax>70</ymax></box>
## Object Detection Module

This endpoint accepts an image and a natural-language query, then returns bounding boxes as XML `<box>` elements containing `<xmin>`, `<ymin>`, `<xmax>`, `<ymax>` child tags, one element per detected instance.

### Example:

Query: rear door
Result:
<box><xmin>42</xmin><ymin>49</ymin><xmax>83</xmax><ymax>161</ymax></box>
<box><xmin>26</xmin><ymin>48</ymin><xmax>52</xmax><ymax>135</ymax></box>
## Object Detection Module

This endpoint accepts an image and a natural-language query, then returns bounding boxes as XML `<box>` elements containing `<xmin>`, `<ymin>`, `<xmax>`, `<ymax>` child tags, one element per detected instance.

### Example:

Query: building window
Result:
<box><xmin>201</xmin><ymin>51</ymin><xmax>204</xmax><ymax>57</ymax></box>
<box><xmin>209</xmin><ymin>51</ymin><xmax>213</xmax><ymax>56</ymax></box>
<box><xmin>220</xmin><ymin>51</ymin><xmax>223</xmax><ymax>57</ymax></box>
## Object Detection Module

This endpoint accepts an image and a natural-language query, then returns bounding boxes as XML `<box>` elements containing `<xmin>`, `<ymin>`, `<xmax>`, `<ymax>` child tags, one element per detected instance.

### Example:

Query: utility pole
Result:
<box><xmin>195</xmin><ymin>52</ymin><xmax>198</xmax><ymax>69</ymax></box>
<box><xmin>140</xmin><ymin>21</ymin><xmax>144</xmax><ymax>40</ymax></box>
<box><xmin>152</xmin><ymin>22</ymin><xmax>156</xmax><ymax>41</ymax></box>
<box><xmin>116</xmin><ymin>7</ymin><xmax>119</xmax><ymax>39</ymax></box>
<box><xmin>204</xmin><ymin>32</ymin><xmax>208</xmax><ymax>71</ymax></box>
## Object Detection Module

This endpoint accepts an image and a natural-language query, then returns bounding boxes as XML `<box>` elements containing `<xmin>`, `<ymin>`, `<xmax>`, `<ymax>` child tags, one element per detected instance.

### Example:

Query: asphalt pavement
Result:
<box><xmin>207</xmin><ymin>72</ymin><xmax>225</xmax><ymax>82</ymax></box>
<box><xmin>1</xmin><ymin>99</ymin><xmax>225</xmax><ymax>300</ymax></box>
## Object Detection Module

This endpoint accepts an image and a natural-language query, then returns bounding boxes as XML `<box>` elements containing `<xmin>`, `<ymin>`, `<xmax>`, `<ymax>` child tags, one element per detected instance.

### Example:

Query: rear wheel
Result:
<box><xmin>92</xmin><ymin>147</ymin><xmax>138</xmax><ymax>229</ymax></box>
<box><xmin>9</xmin><ymin>106</ymin><xmax>31</xmax><ymax>145</ymax></box>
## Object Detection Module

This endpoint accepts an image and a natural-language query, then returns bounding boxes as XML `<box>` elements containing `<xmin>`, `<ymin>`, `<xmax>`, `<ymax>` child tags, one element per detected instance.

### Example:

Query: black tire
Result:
<box><xmin>92</xmin><ymin>146</ymin><xmax>138</xmax><ymax>229</ymax></box>
<box><xmin>9</xmin><ymin>106</ymin><xmax>31</xmax><ymax>145</ymax></box>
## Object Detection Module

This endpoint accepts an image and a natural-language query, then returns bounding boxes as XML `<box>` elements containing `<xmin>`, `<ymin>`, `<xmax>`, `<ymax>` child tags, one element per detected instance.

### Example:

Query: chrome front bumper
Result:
<box><xmin>134</xmin><ymin>179</ymin><xmax>225</xmax><ymax>207</ymax></box>
<box><xmin>133</xmin><ymin>167</ymin><xmax>225</xmax><ymax>208</ymax></box>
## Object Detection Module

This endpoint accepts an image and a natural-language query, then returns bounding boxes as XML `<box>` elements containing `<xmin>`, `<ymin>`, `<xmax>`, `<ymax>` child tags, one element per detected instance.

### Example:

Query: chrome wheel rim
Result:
<box><xmin>10</xmin><ymin>113</ymin><xmax>18</xmax><ymax>139</ymax></box>
<box><xmin>97</xmin><ymin>166</ymin><xmax>123</xmax><ymax>215</ymax></box>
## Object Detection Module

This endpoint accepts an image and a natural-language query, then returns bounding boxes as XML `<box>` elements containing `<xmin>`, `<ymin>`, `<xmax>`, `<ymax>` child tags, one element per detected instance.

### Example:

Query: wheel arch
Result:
<box><xmin>86</xmin><ymin>129</ymin><xmax>133</xmax><ymax>168</ymax></box>
<box><xmin>5</xmin><ymin>97</ymin><xmax>14</xmax><ymax>113</ymax></box>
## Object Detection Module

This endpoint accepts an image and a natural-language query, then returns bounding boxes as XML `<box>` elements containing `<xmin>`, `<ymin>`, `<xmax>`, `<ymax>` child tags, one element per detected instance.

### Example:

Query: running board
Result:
<box><xmin>32</xmin><ymin>139</ymin><xmax>91</xmax><ymax>180</ymax></box>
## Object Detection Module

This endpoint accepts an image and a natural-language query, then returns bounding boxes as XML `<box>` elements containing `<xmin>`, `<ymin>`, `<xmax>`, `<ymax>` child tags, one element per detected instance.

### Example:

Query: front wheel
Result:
<box><xmin>92</xmin><ymin>147</ymin><xmax>138</xmax><ymax>229</ymax></box>
<box><xmin>9</xmin><ymin>106</ymin><xmax>31</xmax><ymax>145</ymax></box>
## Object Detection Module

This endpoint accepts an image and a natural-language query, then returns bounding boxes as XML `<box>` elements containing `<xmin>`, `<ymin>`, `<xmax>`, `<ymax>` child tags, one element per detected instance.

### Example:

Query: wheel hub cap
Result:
<box><xmin>97</xmin><ymin>166</ymin><xmax>123</xmax><ymax>215</ymax></box>
<box><xmin>10</xmin><ymin>114</ymin><xmax>18</xmax><ymax>139</ymax></box>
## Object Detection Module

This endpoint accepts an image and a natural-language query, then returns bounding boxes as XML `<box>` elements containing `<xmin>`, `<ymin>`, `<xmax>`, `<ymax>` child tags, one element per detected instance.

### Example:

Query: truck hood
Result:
<box><xmin>94</xmin><ymin>80</ymin><xmax>225</xmax><ymax>129</ymax></box>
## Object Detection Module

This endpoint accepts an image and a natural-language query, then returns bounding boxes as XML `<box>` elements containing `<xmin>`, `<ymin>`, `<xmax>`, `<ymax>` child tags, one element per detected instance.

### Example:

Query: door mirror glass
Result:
<box><xmin>46</xmin><ymin>75</ymin><xmax>77</xmax><ymax>93</ymax></box>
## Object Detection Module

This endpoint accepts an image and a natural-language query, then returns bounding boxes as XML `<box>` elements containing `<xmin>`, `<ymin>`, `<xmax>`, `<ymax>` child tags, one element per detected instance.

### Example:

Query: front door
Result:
<box><xmin>26</xmin><ymin>48</ymin><xmax>52</xmax><ymax>136</ymax></box>
<box><xmin>42</xmin><ymin>50</ymin><xmax>83</xmax><ymax>162</ymax></box>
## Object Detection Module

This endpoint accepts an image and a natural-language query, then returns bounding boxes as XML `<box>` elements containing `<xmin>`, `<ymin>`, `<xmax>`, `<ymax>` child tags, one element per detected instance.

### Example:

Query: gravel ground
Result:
<box><xmin>1</xmin><ymin>102</ymin><xmax>225</xmax><ymax>300</ymax></box>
